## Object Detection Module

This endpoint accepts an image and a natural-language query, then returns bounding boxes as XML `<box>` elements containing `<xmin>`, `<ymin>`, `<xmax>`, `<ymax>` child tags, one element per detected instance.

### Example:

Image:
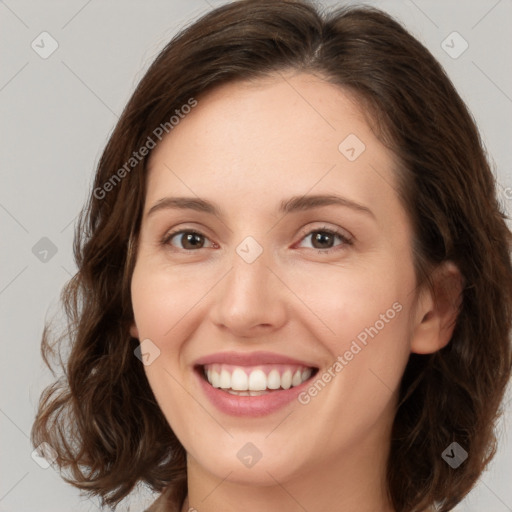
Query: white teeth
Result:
<box><xmin>301</xmin><ymin>368</ymin><xmax>312</xmax><ymax>381</ymax></box>
<box><xmin>204</xmin><ymin>364</ymin><xmax>315</xmax><ymax>392</ymax></box>
<box><xmin>219</xmin><ymin>369</ymin><xmax>231</xmax><ymax>389</ymax></box>
<box><xmin>281</xmin><ymin>370</ymin><xmax>292</xmax><ymax>390</ymax></box>
<box><xmin>249</xmin><ymin>390</ymin><xmax>267</xmax><ymax>396</ymax></box>
<box><xmin>291</xmin><ymin>369</ymin><xmax>302</xmax><ymax>387</ymax></box>
<box><xmin>231</xmin><ymin>368</ymin><xmax>248</xmax><ymax>390</ymax></box>
<box><xmin>210</xmin><ymin>370</ymin><xmax>220</xmax><ymax>388</ymax></box>
<box><xmin>267</xmin><ymin>369</ymin><xmax>281</xmax><ymax>389</ymax></box>
<box><xmin>248</xmin><ymin>369</ymin><xmax>267</xmax><ymax>391</ymax></box>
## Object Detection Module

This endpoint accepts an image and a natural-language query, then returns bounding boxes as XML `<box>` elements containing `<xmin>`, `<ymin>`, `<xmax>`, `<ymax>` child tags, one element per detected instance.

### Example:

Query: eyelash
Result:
<box><xmin>161</xmin><ymin>226</ymin><xmax>353</xmax><ymax>254</ymax></box>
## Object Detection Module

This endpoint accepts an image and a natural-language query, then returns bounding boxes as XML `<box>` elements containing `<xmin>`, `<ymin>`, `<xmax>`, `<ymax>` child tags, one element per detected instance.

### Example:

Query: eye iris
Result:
<box><xmin>312</xmin><ymin>231</ymin><xmax>334</xmax><ymax>249</ymax></box>
<box><xmin>173</xmin><ymin>230</ymin><xmax>340</xmax><ymax>250</ymax></box>
<box><xmin>182</xmin><ymin>232</ymin><xmax>204</xmax><ymax>249</ymax></box>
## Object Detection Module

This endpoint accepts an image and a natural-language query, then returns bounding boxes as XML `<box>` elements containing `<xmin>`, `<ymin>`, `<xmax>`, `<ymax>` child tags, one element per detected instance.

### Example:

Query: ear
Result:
<box><xmin>410</xmin><ymin>261</ymin><xmax>464</xmax><ymax>354</ymax></box>
<box><xmin>130</xmin><ymin>323</ymin><xmax>139</xmax><ymax>339</ymax></box>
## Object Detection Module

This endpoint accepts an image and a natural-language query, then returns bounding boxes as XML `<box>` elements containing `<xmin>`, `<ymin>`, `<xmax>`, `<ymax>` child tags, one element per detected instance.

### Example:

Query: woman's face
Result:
<box><xmin>130</xmin><ymin>72</ymin><xmax>424</xmax><ymax>490</ymax></box>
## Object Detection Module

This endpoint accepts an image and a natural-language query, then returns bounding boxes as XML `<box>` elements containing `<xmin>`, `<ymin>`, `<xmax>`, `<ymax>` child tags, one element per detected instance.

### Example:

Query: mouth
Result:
<box><xmin>193</xmin><ymin>351</ymin><xmax>320</xmax><ymax>416</ymax></box>
<box><xmin>195</xmin><ymin>363</ymin><xmax>319</xmax><ymax>396</ymax></box>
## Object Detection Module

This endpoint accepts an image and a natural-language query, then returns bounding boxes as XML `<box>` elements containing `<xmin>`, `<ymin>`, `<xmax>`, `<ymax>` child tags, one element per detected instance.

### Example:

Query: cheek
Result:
<box><xmin>293</xmin><ymin>260</ymin><xmax>413</xmax><ymax>405</ymax></box>
<box><xmin>131</xmin><ymin>249</ymin><xmax>415</xmax><ymax>364</ymax></box>
<box><xmin>130</xmin><ymin>260</ymin><xmax>207</xmax><ymax>337</ymax></box>
<box><xmin>290</xmin><ymin>260</ymin><xmax>410</xmax><ymax>347</ymax></box>
<box><xmin>130</xmin><ymin>261</ymin><xmax>200</xmax><ymax>431</ymax></box>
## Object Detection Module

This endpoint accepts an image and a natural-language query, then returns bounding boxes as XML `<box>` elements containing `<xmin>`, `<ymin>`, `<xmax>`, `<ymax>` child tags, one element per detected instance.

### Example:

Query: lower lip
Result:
<box><xmin>196</xmin><ymin>368</ymin><xmax>315</xmax><ymax>417</ymax></box>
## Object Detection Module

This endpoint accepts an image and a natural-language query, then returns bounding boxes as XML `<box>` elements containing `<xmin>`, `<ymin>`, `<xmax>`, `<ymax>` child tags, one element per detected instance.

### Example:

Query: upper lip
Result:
<box><xmin>194</xmin><ymin>351</ymin><xmax>318</xmax><ymax>368</ymax></box>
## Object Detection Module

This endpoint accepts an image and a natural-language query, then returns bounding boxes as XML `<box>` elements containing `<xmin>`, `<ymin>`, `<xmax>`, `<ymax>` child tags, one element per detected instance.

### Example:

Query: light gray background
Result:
<box><xmin>1</xmin><ymin>0</ymin><xmax>511</xmax><ymax>511</ymax></box>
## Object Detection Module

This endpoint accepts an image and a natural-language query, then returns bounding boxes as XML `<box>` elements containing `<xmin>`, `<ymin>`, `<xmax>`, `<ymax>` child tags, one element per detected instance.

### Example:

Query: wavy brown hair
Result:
<box><xmin>31</xmin><ymin>1</ymin><xmax>512</xmax><ymax>511</ymax></box>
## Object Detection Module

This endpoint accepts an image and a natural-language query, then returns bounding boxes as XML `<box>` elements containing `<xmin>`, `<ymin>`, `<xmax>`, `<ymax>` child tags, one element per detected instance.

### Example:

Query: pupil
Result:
<box><xmin>179</xmin><ymin>232</ymin><xmax>334</xmax><ymax>250</ymax></box>
<box><xmin>183</xmin><ymin>233</ymin><xmax>203</xmax><ymax>249</ymax></box>
<box><xmin>313</xmin><ymin>232</ymin><xmax>332</xmax><ymax>249</ymax></box>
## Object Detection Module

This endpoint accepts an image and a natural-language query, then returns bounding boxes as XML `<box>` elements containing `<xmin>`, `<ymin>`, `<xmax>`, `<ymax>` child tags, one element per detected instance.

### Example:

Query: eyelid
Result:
<box><xmin>161</xmin><ymin>228</ymin><xmax>217</xmax><ymax>249</ymax></box>
<box><xmin>161</xmin><ymin>223</ymin><xmax>353</xmax><ymax>253</ymax></box>
<box><xmin>297</xmin><ymin>223</ymin><xmax>353</xmax><ymax>243</ymax></box>
<box><xmin>294</xmin><ymin>224</ymin><xmax>353</xmax><ymax>253</ymax></box>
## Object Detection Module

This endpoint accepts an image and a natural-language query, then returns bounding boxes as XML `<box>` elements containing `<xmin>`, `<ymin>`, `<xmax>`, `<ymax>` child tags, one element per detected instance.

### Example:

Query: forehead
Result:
<box><xmin>144</xmin><ymin>72</ymin><xmax>402</xmax><ymax>224</ymax></box>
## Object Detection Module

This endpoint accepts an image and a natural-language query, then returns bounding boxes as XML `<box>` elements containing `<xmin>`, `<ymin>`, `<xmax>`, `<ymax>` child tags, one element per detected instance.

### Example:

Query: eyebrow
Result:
<box><xmin>146</xmin><ymin>194</ymin><xmax>375</xmax><ymax>219</ymax></box>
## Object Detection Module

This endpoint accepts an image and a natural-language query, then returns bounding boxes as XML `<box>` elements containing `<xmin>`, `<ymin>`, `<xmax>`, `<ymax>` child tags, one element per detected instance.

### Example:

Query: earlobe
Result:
<box><xmin>410</xmin><ymin>261</ymin><xmax>464</xmax><ymax>355</ymax></box>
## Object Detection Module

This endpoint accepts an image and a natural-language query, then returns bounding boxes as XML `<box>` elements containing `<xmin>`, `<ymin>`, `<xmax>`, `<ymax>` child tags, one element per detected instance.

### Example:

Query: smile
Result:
<box><xmin>202</xmin><ymin>364</ymin><xmax>314</xmax><ymax>395</ymax></box>
<box><xmin>193</xmin><ymin>352</ymin><xmax>319</xmax><ymax>416</ymax></box>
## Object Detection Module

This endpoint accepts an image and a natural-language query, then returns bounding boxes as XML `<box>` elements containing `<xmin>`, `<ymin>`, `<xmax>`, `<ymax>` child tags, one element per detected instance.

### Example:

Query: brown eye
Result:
<box><xmin>298</xmin><ymin>227</ymin><xmax>352</xmax><ymax>252</ymax></box>
<box><xmin>310</xmin><ymin>231</ymin><xmax>337</xmax><ymax>249</ymax></box>
<box><xmin>164</xmin><ymin>230</ymin><xmax>213</xmax><ymax>250</ymax></box>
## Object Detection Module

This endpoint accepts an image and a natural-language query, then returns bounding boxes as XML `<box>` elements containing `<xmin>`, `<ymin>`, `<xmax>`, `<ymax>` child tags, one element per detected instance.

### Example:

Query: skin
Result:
<box><xmin>130</xmin><ymin>71</ymin><xmax>461</xmax><ymax>512</ymax></box>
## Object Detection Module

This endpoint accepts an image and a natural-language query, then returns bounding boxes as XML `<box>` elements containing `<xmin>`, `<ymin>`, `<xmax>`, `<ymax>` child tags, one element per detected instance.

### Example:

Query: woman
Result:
<box><xmin>31</xmin><ymin>1</ymin><xmax>512</xmax><ymax>511</ymax></box>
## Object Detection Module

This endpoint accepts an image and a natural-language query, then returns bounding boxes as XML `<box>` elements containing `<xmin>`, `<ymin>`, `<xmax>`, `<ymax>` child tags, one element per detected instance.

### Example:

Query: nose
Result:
<box><xmin>209</xmin><ymin>243</ymin><xmax>288</xmax><ymax>338</ymax></box>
